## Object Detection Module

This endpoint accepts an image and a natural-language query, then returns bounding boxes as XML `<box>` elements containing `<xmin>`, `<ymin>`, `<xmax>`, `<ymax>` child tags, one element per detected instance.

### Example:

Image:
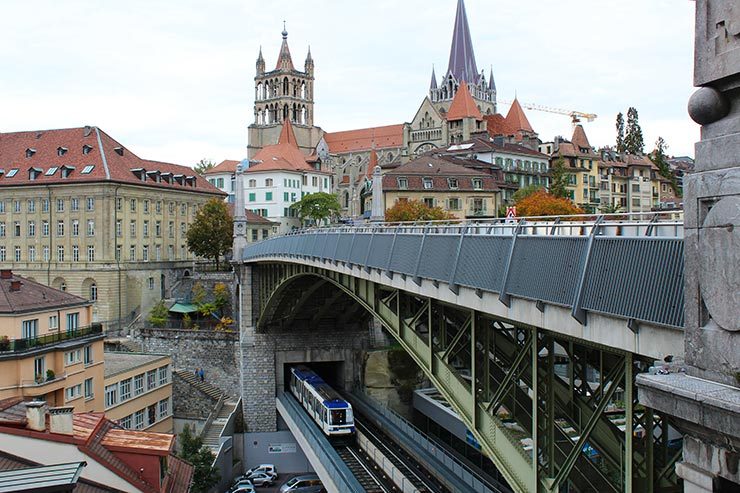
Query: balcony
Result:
<box><xmin>0</xmin><ymin>324</ymin><xmax>103</xmax><ymax>356</ymax></box>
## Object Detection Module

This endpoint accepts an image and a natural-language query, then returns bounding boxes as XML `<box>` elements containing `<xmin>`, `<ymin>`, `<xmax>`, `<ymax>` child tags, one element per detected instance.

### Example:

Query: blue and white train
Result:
<box><xmin>289</xmin><ymin>366</ymin><xmax>355</xmax><ymax>437</ymax></box>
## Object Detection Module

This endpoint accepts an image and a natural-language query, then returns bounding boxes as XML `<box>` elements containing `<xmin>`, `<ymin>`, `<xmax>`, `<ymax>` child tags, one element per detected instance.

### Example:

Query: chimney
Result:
<box><xmin>0</xmin><ymin>269</ymin><xmax>12</xmax><ymax>279</ymax></box>
<box><xmin>83</xmin><ymin>126</ymin><xmax>93</xmax><ymax>137</ymax></box>
<box><xmin>25</xmin><ymin>401</ymin><xmax>46</xmax><ymax>431</ymax></box>
<box><xmin>9</xmin><ymin>280</ymin><xmax>22</xmax><ymax>292</ymax></box>
<box><xmin>49</xmin><ymin>406</ymin><xmax>74</xmax><ymax>435</ymax></box>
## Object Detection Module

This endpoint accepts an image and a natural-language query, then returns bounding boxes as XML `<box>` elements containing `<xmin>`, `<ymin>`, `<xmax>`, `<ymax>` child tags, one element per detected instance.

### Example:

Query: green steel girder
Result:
<box><xmin>250</xmin><ymin>263</ymin><xmax>682</xmax><ymax>493</ymax></box>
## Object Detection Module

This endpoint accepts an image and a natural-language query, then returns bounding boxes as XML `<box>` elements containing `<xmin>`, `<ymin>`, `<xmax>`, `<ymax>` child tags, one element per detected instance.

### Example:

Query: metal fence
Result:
<box><xmin>243</xmin><ymin>215</ymin><xmax>685</xmax><ymax>329</ymax></box>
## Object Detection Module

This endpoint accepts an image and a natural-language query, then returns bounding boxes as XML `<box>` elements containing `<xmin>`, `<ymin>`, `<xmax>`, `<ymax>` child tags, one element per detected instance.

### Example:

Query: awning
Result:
<box><xmin>168</xmin><ymin>303</ymin><xmax>199</xmax><ymax>314</ymax></box>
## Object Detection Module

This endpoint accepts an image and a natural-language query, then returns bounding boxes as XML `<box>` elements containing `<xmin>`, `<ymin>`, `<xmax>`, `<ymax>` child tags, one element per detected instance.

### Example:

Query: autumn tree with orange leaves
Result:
<box><xmin>385</xmin><ymin>200</ymin><xmax>454</xmax><ymax>222</ymax></box>
<box><xmin>514</xmin><ymin>190</ymin><xmax>584</xmax><ymax>217</ymax></box>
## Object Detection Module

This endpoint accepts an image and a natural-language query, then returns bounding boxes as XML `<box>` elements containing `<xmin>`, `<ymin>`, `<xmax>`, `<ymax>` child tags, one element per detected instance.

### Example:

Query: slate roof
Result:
<box><xmin>324</xmin><ymin>124</ymin><xmax>405</xmax><ymax>153</ymax></box>
<box><xmin>0</xmin><ymin>272</ymin><xmax>91</xmax><ymax>315</ymax></box>
<box><xmin>0</xmin><ymin>452</ymin><xmax>117</xmax><ymax>493</ymax></box>
<box><xmin>446</xmin><ymin>0</ymin><xmax>479</xmax><ymax>84</ymax></box>
<box><xmin>0</xmin><ymin>127</ymin><xmax>223</xmax><ymax>196</ymax></box>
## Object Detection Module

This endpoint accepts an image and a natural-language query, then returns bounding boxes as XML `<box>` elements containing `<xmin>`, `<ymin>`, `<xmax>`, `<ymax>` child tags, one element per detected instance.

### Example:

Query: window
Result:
<box><xmin>0</xmin><ymin>201</ymin><xmax>4</xmax><ymax>213</ymax></box>
<box><xmin>148</xmin><ymin>277</ymin><xmax>155</xmax><ymax>290</ymax></box>
<box><xmin>248</xmin><ymin>179</ymin><xmax>256</xmax><ymax>188</ymax></box>
<box><xmin>34</xmin><ymin>357</ymin><xmax>45</xmax><ymax>381</ymax></box>
<box><xmin>0</xmin><ymin>222</ymin><xmax>4</xmax><ymax>237</ymax></box>
<box><xmin>120</xmin><ymin>378</ymin><xmax>132</xmax><ymax>401</ymax></box>
<box><xmin>14</xmin><ymin>246</ymin><xmax>20</xmax><ymax>261</ymax></box>
<box><xmin>312</xmin><ymin>176</ymin><xmax>318</xmax><ymax>187</ymax></box>
<box><xmin>105</xmin><ymin>384</ymin><xmax>118</xmax><ymax>408</ymax></box>
<box><xmin>262</xmin><ymin>229</ymin><xmax>269</xmax><ymax>239</ymax></box>
<box><xmin>134</xmin><ymin>374</ymin><xmax>144</xmax><ymax>395</ymax></box>
<box><xmin>84</xmin><ymin>378</ymin><xmax>94</xmax><ymax>399</ymax></box>
<box><xmin>143</xmin><ymin>200</ymin><xmax>149</xmax><ymax>213</ymax></box>
<box><xmin>158</xmin><ymin>398</ymin><xmax>169</xmax><ymax>419</ymax></box>
<box><xmin>448</xmin><ymin>178</ymin><xmax>459</xmax><ymax>189</ymax></box>
<box><xmin>56</xmin><ymin>198</ymin><xmax>64</xmax><ymax>212</ymax></box>
<box><xmin>28</xmin><ymin>200</ymin><xmax>35</xmax><ymax>213</ymax></box>
<box><xmin>265</xmin><ymin>192</ymin><xmax>273</xmax><ymax>201</ymax></box>
<box><xmin>302</xmin><ymin>175</ymin><xmax>308</xmax><ymax>186</ymax></box>
<box><xmin>155</xmin><ymin>221</ymin><xmax>161</xmax><ymax>237</ymax></box>
<box><xmin>89</xmin><ymin>280</ymin><xmax>97</xmax><ymax>298</ymax></box>
<box><xmin>115</xmin><ymin>245</ymin><xmax>121</xmax><ymax>261</ymax></box>
<box><xmin>423</xmin><ymin>198</ymin><xmax>435</xmax><ymax>208</ymax></box>
<box><xmin>13</xmin><ymin>221</ymin><xmax>20</xmax><ymax>237</ymax></box>
<box><xmin>120</xmin><ymin>415</ymin><xmax>132</xmax><ymax>429</ymax></box>
<box><xmin>168</xmin><ymin>202</ymin><xmax>175</xmax><ymax>214</ymax></box>
<box><xmin>155</xmin><ymin>245</ymin><xmax>161</xmax><ymax>261</ymax></box>
<box><xmin>142</xmin><ymin>245</ymin><xmax>149</xmax><ymax>261</ymax></box>
<box><xmin>49</xmin><ymin>315</ymin><xmax>58</xmax><ymax>330</ymax></box>
<box><xmin>0</xmin><ymin>246</ymin><xmax>5</xmax><ymax>262</ymax></box>
<box><xmin>57</xmin><ymin>220</ymin><xmax>64</xmax><ymax>237</ymax></box>
<box><xmin>66</xmin><ymin>384</ymin><xmax>82</xmax><ymax>402</ymax></box>
<box><xmin>81</xmin><ymin>165</ymin><xmax>94</xmax><ymax>174</ymax></box>
<box><xmin>155</xmin><ymin>201</ymin><xmax>162</xmax><ymax>214</ymax></box>
<box><xmin>158</xmin><ymin>365</ymin><xmax>169</xmax><ymax>385</ymax></box>
<box><xmin>168</xmin><ymin>221</ymin><xmax>174</xmax><ymax>238</ymax></box>
<box><xmin>72</xmin><ymin>245</ymin><xmax>79</xmax><ymax>262</ymax></box>
<box><xmin>283</xmin><ymin>192</ymin><xmax>289</xmax><ymax>202</ymax></box>
<box><xmin>130</xmin><ymin>220</ymin><xmax>137</xmax><ymax>237</ymax></box>
<box><xmin>398</xmin><ymin>177</ymin><xmax>408</xmax><ymax>190</ymax></box>
<box><xmin>181</xmin><ymin>203</ymin><xmax>186</xmax><ymax>215</ymax></box>
<box><xmin>143</xmin><ymin>220</ymin><xmax>149</xmax><ymax>237</ymax></box>
<box><xmin>130</xmin><ymin>199</ymin><xmax>136</xmax><ymax>212</ymax></box>
<box><xmin>83</xmin><ymin>345</ymin><xmax>93</xmax><ymax>365</ymax></box>
<box><xmin>248</xmin><ymin>193</ymin><xmax>256</xmax><ymax>202</ymax></box>
<box><xmin>72</xmin><ymin>220</ymin><xmax>79</xmax><ymax>237</ymax></box>
<box><xmin>86</xmin><ymin>197</ymin><xmax>94</xmax><ymax>211</ymax></box>
<box><xmin>134</xmin><ymin>410</ymin><xmax>145</xmax><ymax>430</ymax></box>
<box><xmin>147</xmin><ymin>404</ymin><xmax>156</xmax><ymax>426</ymax></box>
<box><xmin>65</xmin><ymin>349</ymin><xmax>81</xmax><ymax>365</ymax></box>
<box><xmin>42</xmin><ymin>199</ymin><xmax>49</xmax><ymax>212</ymax></box>
<box><xmin>66</xmin><ymin>312</ymin><xmax>79</xmax><ymax>332</ymax></box>
<box><xmin>264</xmin><ymin>178</ymin><xmax>273</xmax><ymax>187</ymax></box>
<box><xmin>116</xmin><ymin>220</ymin><xmax>122</xmax><ymax>237</ymax></box>
<box><xmin>22</xmin><ymin>319</ymin><xmax>38</xmax><ymax>339</ymax></box>
<box><xmin>423</xmin><ymin>177</ymin><xmax>433</xmax><ymax>189</ymax></box>
<box><xmin>71</xmin><ymin>198</ymin><xmax>79</xmax><ymax>211</ymax></box>
<box><xmin>147</xmin><ymin>369</ymin><xmax>157</xmax><ymax>390</ymax></box>
<box><xmin>43</xmin><ymin>246</ymin><xmax>49</xmax><ymax>262</ymax></box>
<box><xmin>252</xmin><ymin>229</ymin><xmax>258</xmax><ymax>242</ymax></box>
<box><xmin>87</xmin><ymin>220</ymin><xmax>95</xmax><ymax>236</ymax></box>
<box><xmin>472</xmin><ymin>178</ymin><xmax>483</xmax><ymax>190</ymax></box>
<box><xmin>129</xmin><ymin>245</ymin><xmax>136</xmax><ymax>261</ymax></box>
<box><xmin>39</xmin><ymin>220</ymin><xmax>46</xmax><ymax>237</ymax></box>
<box><xmin>28</xmin><ymin>246</ymin><xmax>36</xmax><ymax>262</ymax></box>
<box><xmin>116</xmin><ymin>197</ymin><xmax>122</xmax><ymax>211</ymax></box>
<box><xmin>180</xmin><ymin>222</ymin><xmax>186</xmax><ymax>237</ymax></box>
<box><xmin>13</xmin><ymin>200</ymin><xmax>20</xmax><ymax>213</ymax></box>
<box><xmin>57</xmin><ymin>245</ymin><xmax>65</xmax><ymax>261</ymax></box>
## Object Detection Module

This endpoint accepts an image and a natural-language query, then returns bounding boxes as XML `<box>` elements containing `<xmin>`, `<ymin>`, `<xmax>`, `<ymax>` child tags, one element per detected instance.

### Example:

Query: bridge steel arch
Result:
<box><xmin>245</xmin><ymin>261</ymin><xmax>681</xmax><ymax>493</ymax></box>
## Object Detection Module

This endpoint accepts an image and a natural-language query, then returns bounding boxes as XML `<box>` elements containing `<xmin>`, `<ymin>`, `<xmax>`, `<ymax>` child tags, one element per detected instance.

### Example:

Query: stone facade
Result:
<box><xmin>137</xmin><ymin>328</ymin><xmax>240</xmax><ymax>396</ymax></box>
<box><xmin>172</xmin><ymin>372</ymin><xmax>219</xmax><ymax>421</ymax></box>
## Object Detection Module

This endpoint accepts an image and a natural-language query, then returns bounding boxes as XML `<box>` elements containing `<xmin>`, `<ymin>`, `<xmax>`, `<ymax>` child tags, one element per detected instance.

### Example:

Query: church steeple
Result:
<box><xmin>447</xmin><ymin>0</ymin><xmax>478</xmax><ymax>84</ymax></box>
<box><xmin>276</xmin><ymin>23</ymin><xmax>294</xmax><ymax>71</ymax></box>
<box><xmin>489</xmin><ymin>66</ymin><xmax>496</xmax><ymax>92</ymax></box>
<box><xmin>256</xmin><ymin>46</ymin><xmax>265</xmax><ymax>75</ymax></box>
<box><xmin>304</xmin><ymin>46</ymin><xmax>314</xmax><ymax>76</ymax></box>
<box><xmin>430</xmin><ymin>66</ymin><xmax>438</xmax><ymax>90</ymax></box>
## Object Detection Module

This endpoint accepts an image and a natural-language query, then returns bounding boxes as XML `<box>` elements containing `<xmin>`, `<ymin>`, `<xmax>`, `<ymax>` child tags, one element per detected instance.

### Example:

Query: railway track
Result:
<box><xmin>334</xmin><ymin>444</ymin><xmax>393</xmax><ymax>493</ymax></box>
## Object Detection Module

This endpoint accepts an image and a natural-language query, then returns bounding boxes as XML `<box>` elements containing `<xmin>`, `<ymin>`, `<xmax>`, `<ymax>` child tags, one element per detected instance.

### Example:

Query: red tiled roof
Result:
<box><xmin>164</xmin><ymin>456</ymin><xmax>194</xmax><ymax>493</ymax></box>
<box><xmin>101</xmin><ymin>429</ymin><xmax>174</xmax><ymax>455</ymax></box>
<box><xmin>571</xmin><ymin>125</ymin><xmax>591</xmax><ymax>150</ymax></box>
<box><xmin>504</xmin><ymin>99</ymin><xmax>534</xmax><ymax>133</ymax></box>
<box><xmin>248</xmin><ymin>120</ymin><xmax>327</xmax><ymax>174</ymax></box>
<box><xmin>0</xmin><ymin>272</ymin><xmax>91</xmax><ymax>315</ymax></box>
<box><xmin>205</xmin><ymin>160</ymin><xmax>239</xmax><ymax>175</ymax></box>
<box><xmin>226</xmin><ymin>204</ymin><xmax>278</xmax><ymax>224</ymax></box>
<box><xmin>324</xmin><ymin>124</ymin><xmax>404</xmax><ymax>153</ymax></box>
<box><xmin>446</xmin><ymin>81</ymin><xmax>482</xmax><ymax>121</ymax></box>
<box><xmin>278</xmin><ymin>118</ymin><xmax>298</xmax><ymax>146</ymax></box>
<box><xmin>483</xmin><ymin>114</ymin><xmax>515</xmax><ymax>136</ymax></box>
<box><xmin>0</xmin><ymin>127</ymin><xmax>224</xmax><ymax>196</ymax></box>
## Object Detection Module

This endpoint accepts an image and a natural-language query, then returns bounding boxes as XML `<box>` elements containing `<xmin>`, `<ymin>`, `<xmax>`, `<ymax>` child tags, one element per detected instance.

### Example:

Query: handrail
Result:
<box><xmin>201</xmin><ymin>393</ymin><xmax>226</xmax><ymax>442</ymax></box>
<box><xmin>0</xmin><ymin>324</ymin><xmax>103</xmax><ymax>354</ymax></box>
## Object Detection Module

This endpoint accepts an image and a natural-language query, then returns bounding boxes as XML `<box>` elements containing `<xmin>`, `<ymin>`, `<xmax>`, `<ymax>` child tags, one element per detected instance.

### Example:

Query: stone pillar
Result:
<box><xmin>370</xmin><ymin>166</ymin><xmax>384</xmax><ymax>222</ymax></box>
<box><xmin>637</xmin><ymin>1</ymin><xmax>740</xmax><ymax>490</ymax></box>
<box><xmin>233</xmin><ymin>160</ymin><xmax>248</xmax><ymax>259</ymax></box>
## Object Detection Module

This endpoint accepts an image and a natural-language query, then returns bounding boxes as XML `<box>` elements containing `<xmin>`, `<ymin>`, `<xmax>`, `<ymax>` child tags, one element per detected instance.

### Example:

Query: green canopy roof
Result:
<box><xmin>169</xmin><ymin>302</ymin><xmax>199</xmax><ymax>314</ymax></box>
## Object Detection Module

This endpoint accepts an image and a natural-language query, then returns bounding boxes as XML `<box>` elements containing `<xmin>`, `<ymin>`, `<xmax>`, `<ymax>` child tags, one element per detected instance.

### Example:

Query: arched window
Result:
<box><xmin>90</xmin><ymin>283</ymin><xmax>97</xmax><ymax>301</ymax></box>
<box><xmin>60</xmin><ymin>282</ymin><xmax>66</xmax><ymax>292</ymax></box>
<box><xmin>344</xmin><ymin>192</ymin><xmax>349</xmax><ymax>208</ymax></box>
<box><xmin>283</xmin><ymin>77</ymin><xmax>289</xmax><ymax>95</ymax></box>
<box><xmin>265</xmin><ymin>178</ymin><xmax>273</xmax><ymax>187</ymax></box>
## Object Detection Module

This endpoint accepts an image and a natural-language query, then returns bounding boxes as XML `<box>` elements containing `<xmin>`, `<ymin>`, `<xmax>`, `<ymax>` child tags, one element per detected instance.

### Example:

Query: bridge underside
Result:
<box><xmin>251</xmin><ymin>262</ymin><xmax>682</xmax><ymax>493</ymax></box>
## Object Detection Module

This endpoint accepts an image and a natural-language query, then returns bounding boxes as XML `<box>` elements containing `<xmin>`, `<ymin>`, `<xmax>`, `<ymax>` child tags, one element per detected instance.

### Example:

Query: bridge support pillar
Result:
<box><xmin>637</xmin><ymin>1</ymin><xmax>740</xmax><ymax>490</ymax></box>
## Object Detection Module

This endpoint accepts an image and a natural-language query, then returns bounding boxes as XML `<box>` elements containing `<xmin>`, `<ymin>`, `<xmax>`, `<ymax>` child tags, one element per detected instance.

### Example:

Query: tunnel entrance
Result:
<box><xmin>282</xmin><ymin>361</ymin><xmax>346</xmax><ymax>393</ymax></box>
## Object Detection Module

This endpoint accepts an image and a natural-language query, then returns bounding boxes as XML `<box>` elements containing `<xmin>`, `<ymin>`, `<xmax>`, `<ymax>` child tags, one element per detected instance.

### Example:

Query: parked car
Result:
<box><xmin>230</xmin><ymin>482</ymin><xmax>256</xmax><ymax>493</ymax></box>
<box><xmin>279</xmin><ymin>474</ymin><xmax>325</xmax><ymax>493</ymax></box>
<box><xmin>244</xmin><ymin>463</ymin><xmax>278</xmax><ymax>480</ymax></box>
<box><xmin>245</xmin><ymin>471</ymin><xmax>274</xmax><ymax>487</ymax></box>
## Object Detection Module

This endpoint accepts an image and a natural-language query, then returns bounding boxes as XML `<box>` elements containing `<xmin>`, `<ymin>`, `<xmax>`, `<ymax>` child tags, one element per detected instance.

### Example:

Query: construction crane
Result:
<box><xmin>498</xmin><ymin>99</ymin><xmax>597</xmax><ymax>126</ymax></box>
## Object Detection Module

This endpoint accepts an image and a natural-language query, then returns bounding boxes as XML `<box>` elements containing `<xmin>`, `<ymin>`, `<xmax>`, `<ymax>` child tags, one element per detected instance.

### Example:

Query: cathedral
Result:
<box><xmin>245</xmin><ymin>0</ymin><xmax>539</xmax><ymax>218</ymax></box>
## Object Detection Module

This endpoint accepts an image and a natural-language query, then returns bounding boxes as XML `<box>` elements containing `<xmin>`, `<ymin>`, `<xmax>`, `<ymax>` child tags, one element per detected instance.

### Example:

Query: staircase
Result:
<box><xmin>173</xmin><ymin>370</ymin><xmax>227</xmax><ymax>401</ymax></box>
<box><xmin>202</xmin><ymin>400</ymin><xmax>238</xmax><ymax>453</ymax></box>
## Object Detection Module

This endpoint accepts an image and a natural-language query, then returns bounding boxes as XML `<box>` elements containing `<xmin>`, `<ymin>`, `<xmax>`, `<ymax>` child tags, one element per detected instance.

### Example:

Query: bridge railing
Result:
<box><xmin>243</xmin><ymin>212</ymin><xmax>684</xmax><ymax>329</ymax></box>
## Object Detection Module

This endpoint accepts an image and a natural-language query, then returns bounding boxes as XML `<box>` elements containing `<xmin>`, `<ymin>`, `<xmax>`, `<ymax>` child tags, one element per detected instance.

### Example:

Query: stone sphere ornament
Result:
<box><xmin>688</xmin><ymin>87</ymin><xmax>730</xmax><ymax>125</ymax></box>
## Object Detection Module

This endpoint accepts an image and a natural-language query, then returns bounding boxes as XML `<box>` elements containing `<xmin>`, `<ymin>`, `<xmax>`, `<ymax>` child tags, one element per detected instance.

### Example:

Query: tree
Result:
<box><xmin>512</xmin><ymin>185</ymin><xmax>544</xmax><ymax>203</ymax></box>
<box><xmin>186</xmin><ymin>198</ymin><xmax>233</xmax><ymax>269</ymax></box>
<box><xmin>194</xmin><ymin>159</ymin><xmax>215</xmax><ymax>175</ymax></box>
<box><xmin>600</xmin><ymin>203</ymin><xmax>622</xmax><ymax>214</ymax></box>
<box><xmin>624</xmin><ymin>107</ymin><xmax>644</xmax><ymax>155</ymax></box>
<box><xmin>290</xmin><ymin>192</ymin><xmax>341</xmax><ymax>225</ymax></box>
<box><xmin>384</xmin><ymin>199</ymin><xmax>454</xmax><ymax>222</ymax></box>
<box><xmin>147</xmin><ymin>299</ymin><xmax>169</xmax><ymax>328</ymax></box>
<box><xmin>650</xmin><ymin>136</ymin><xmax>680</xmax><ymax>196</ymax></box>
<box><xmin>615</xmin><ymin>112</ymin><xmax>626</xmax><ymax>153</ymax></box>
<box><xmin>178</xmin><ymin>424</ymin><xmax>218</xmax><ymax>493</ymax></box>
<box><xmin>515</xmin><ymin>190</ymin><xmax>584</xmax><ymax>217</ymax></box>
<box><xmin>549</xmin><ymin>157</ymin><xmax>569</xmax><ymax>199</ymax></box>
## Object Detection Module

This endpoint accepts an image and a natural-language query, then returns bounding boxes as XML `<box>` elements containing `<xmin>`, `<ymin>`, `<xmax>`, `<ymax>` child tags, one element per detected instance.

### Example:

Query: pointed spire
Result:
<box><xmin>278</xmin><ymin>118</ymin><xmax>297</xmax><ymax>146</ymax></box>
<box><xmin>257</xmin><ymin>46</ymin><xmax>264</xmax><ymax>62</ymax></box>
<box><xmin>276</xmin><ymin>23</ymin><xmax>294</xmax><ymax>71</ymax></box>
<box><xmin>571</xmin><ymin>125</ymin><xmax>591</xmax><ymax>150</ymax></box>
<box><xmin>489</xmin><ymin>65</ymin><xmax>495</xmax><ymax>91</ymax></box>
<box><xmin>446</xmin><ymin>81</ymin><xmax>482</xmax><ymax>121</ymax></box>
<box><xmin>447</xmin><ymin>0</ymin><xmax>479</xmax><ymax>84</ymax></box>
<box><xmin>430</xmin><ymin>65</ymin><xmax>438</xmax><ymax>90</ymax></box>
<box><xmin>305</xmin><ymin>45</ymin><xmax>313</xmax><ymax>63</ymax></box>
<box><xmin>505</xmin><ymin>98</ymin><xmax>534</xmax><ymax>133</ymax></box>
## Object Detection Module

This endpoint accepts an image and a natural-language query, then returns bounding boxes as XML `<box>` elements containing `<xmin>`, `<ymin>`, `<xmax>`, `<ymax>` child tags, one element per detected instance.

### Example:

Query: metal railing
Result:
<box><xmin>0</xmin><ymin>324</ymin><xmax>103</xmax><ymax>354</ymax></box>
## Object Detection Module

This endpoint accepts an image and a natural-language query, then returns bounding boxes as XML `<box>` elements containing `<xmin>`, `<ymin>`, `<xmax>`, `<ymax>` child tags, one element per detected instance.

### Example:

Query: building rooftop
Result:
<box><xmin>0</xmin><ymin>461</ymin><xmax>87</xmax><ymax>493</ymax></box>
<box><xmin>205</xmin><ymin>159</ymin><xmax>239</xmax><ymax>175</ymax></box>
<box><xmin>103</xmin><ymin>352</ymin><xmax>169</xmax><ymax>379</ymax></box>
<box><xmin>324</xmin><ymin>124</ymin><xmax>405</xmax><ymax>153</ymax></box>
<box><xmin>0</xmin><ymin>271</ymin><xmax>90</xmax><ymax>315</ymax></box>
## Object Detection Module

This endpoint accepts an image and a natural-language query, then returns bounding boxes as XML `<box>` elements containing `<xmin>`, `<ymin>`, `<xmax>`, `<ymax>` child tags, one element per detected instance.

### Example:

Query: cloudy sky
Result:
<box><xmin>1</xmin><ymin>0</ymin><xmax>697</xmax><ymax>167</ymax></box>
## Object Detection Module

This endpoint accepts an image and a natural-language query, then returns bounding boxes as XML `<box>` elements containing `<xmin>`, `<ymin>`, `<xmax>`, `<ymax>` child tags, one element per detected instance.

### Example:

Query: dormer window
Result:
<box><xmin>57</xmin><ymin>147</ymin><xmax>68</xmax><ymax>157</ymax></box>
<box><xmin>45</xmin><ymin>167</ymin><xmax>58</xmax><ymax>176</ymax></box>
<box><xmin>423</xmin><ymin>177</ymin><xmax>433</xmax><ymax>189</ymax></box>
<box><xmin>29</xmin><ymin>167</ymin><xmax>42</xmax><ymax>180</ymax></box>
<box><xmin>114</xmin><ymin>146</ymin><xmax>124</xmax><ymax>156</ymax></box>
<box><xmin>25</xmin><ymin>148</ymin><xmax>36</xmax><ymax>158</ymax></box>
<box><xmin>6</xmin><ymin>169</ymin><xmax>18</xmax><ymax>178</ymax></box>
<box><xmin>60</xmin><ymin>165</ymin><xmax>74</xmax><ymax>178</ymax></box>
<box><xmin>472</xmin><ymin>178</ymin><xmax>483</xmax><ymax>190</ymax></box>
<box><xmin>173</xmin><ymin>174</ymin><xmax>184</xmax><ymax>185</ymax></box>
<box><xmin>146</xmin><ymin>170</ymin><xmax>160</xmax><ymax>182</ymax></box>
<box><xmin>448</xmin><ymin>178</ymin><xmax>459</xmax><ymax>189</ymax></box>
<box><xmin>397</xmin><ymin>177</ymin><xmax>408</xmax><ymax>190</ymax></box>
<box><xmin>82</xmin><ymin>145</ymin><xmax>93</xmax><ymax>155</ymax></box>
<box><xmin>185</xmin><ymin>176</ymin><xmax>196</xmax><ymax>187</ymax></box>
<box><xmin>130</xmin><ymin>168</ymin><xmax>146</xmax><ymax>181</ymax></box>
<box><xmin>160</xmin><ymin>172</ymin><xmax>172</xmax><ymax>184</ymax></box>
<box><xmin>81</xmin><ymin>165</ymin><xmax>94</xmax><ymax>174</ymax></box>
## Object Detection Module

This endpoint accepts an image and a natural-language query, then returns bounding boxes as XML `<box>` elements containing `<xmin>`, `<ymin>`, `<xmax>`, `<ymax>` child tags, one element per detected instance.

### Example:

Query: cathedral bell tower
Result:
<box><xmin>248</xmin><ymin>24</ymin><xmax>320</xmax><ymax>159</ymax></box>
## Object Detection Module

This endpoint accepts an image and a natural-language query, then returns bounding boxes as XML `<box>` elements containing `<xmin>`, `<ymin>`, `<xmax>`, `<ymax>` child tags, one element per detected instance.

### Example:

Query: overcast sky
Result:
<box><xmin>1</xmin><ymin>0</ymin><xmax>698</xmax><ymax>167</ymax></box>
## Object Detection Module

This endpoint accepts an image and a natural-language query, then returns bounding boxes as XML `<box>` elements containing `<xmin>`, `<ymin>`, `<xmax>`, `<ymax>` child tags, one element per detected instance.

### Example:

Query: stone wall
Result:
<box><xmin>172</xmin><ymin>371</ymin><xmax>219</xmax><ymax>420</ymax></box>
<box><xmin>137</xmin><ymin>328</ymin><xmax>240</xmax><ymax>396</ymax></box>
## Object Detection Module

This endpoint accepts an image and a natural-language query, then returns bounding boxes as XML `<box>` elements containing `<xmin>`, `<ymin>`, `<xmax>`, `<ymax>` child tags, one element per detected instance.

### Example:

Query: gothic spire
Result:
<box><xmin>447</xmin><ymin>0</ymin><xmax>479</xmax><ymax>84</ymax></box>
<box><xmin>430</xmin><ymin>65</ymin><xmax>438</xmax><ymax>90</ymax></box>
<box><xmin>489</xmin><ymin>65</ymin><xmax>496</xmax><ymax>91</ymax></box>
<box><xmin>276</xmin><ymin>23</ymin><xmax>294</xmax><ymax>71</ymax></box>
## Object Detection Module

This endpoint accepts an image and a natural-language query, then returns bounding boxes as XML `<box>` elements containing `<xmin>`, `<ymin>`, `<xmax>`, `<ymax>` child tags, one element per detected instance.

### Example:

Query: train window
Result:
<box><xmin>331</xmin><ymin>409</ymin><xmax>346</xmax><ymax>425</ymax></box>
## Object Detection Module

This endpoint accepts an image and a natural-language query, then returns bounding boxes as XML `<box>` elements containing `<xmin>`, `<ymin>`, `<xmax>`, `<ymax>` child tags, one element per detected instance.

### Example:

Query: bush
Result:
<box><xmin>385</xmin><ymin>199</ymin><xmax>454</xmax><ymax>222</ymax></box>
<box><xmin>514</xmin><ymin>190</ymin><xmax>584</xmax><ymax>217</ymax></box>
<box><xmin>46</xmin><ymin>369</ymin><xmax>56</xmax><ymax>381</ymax></box>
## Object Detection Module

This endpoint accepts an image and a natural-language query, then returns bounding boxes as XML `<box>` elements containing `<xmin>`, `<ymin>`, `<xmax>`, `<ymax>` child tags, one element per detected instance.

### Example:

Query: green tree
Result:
<box><xmin>186</xmin><ymin>198</ymin><xmax>233</xmax><ymax>269</ymax></box>
<box><xmin>213</xmin><ymin>282</ymin><xmax>230</xmax><ymax>314</ymax></box>
<box><xmin>650</xmin><ymin>136</ymin><xmax>680</xmax><ymax>196</ymax></box>
<box><xmin>194</xmin><ymin>159</ymin><xmax>215</xmax><ymax>175</ymax></box>
<box><xmin>290</xmin><ymin>192</ymin><xmax>341</xmax><ymax>226</ymax></box>
<box><xmin>178</xmin><ymin>424</ymin><xmax>218</xmax><ymax>493</ymax></box>
<box><xmin>549</xmin><ymin>157</ymin><xmax>568</xmax><ymax>199</ymax></box>
<box><xmin>512</xmin><ymin>185</ymin><xmax>544</xmax><ymax>203</ymax></box>
<box><xmin>147</xmin><ymin>299</ymin><xmax>169</xmax><ymax>328</ymax></box>
<box><xmin>624</xmin><ymin>107</ymin><xmax>644</xmax><ymax>155</ymax></box>
<box><xmin>600</xmin><ymin>203</ymin><xmax>622</xmax><ymax>214</ymax></box>
<box><xmin>384</xmin><ymin>199</ymin><xmax>454</xmax><ymax>222</ymax></box>
<box><xmin>615</xmin><ymin>112</ymin><xmax>626</xmax><ymax>153</ymax></box>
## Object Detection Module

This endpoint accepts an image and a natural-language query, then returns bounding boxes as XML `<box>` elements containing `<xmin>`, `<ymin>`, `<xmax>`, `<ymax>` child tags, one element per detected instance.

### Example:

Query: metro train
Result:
<box><xmin>289</xmin><ymin>366</ymin><xmax>355</xmax><ymax>437</ymax></box>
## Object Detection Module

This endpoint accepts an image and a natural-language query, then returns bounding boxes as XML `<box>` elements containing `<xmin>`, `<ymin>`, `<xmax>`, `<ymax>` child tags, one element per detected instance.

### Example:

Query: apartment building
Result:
<box><xmin>0</xmin><ymin>126</ymin><xmax>225</xmax><ymax>328</ymax></box>
<box><xmin>103</xmin><ymin>352</ymin><xmax>173</xmax><ymax>433</ymax></box>
<box><xmin>0</xmin><ymin>270</ymin><xmax>104</xmax><ymax>413</ymax></box>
